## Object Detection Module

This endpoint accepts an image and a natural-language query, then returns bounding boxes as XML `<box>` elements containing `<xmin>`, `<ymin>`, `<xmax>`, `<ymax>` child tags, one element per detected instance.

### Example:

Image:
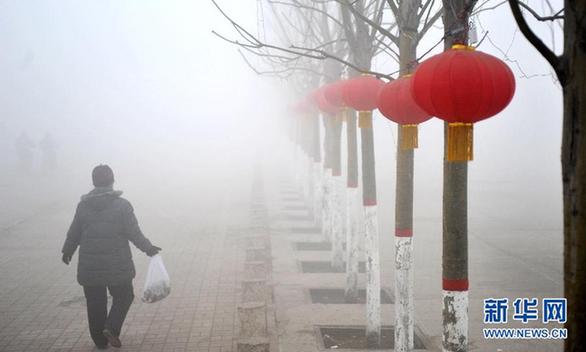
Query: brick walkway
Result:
<box><xmin>0</xmin><ymin>176</ymin><xmax>250</xmax><ymax>352</ymax></box>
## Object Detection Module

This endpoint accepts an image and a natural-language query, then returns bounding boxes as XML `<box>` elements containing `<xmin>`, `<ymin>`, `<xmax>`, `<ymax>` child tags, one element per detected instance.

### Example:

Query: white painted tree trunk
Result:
<box><xmin>345</xmin><ymin>187</ymin><xmax>360</xmax><ymax>301</ymax></box>
<box><xmin>306</xmin><ymin>157</ymin><xmax>314</xmax><ymax>205</ymax></box>
<box><xmin>313</xmin><ymin>162</ymin><xmax>322</xmax><ymax>226</ymax></box>
<box><xmin>321</xmin><ymin>168</ymin><xmax>332</xmax><ymax>242</ymax></box>
<box><xmin>331</xmin><ymin>176</ymin><xmax>345</xmax><ymax>270</ymax></box>
<box><xmin>293</xmin><ymin>143</ymin><xmax>300</xmax><ymax>191</ymax></box>
<box><xmin>299</xmin><ymin>153</ymin><xmax>307</xmax><ymax>198</ymax></box>
<box><xmin>395</xmin><ymin>236</ymin><xmax>414</xmax><ymax>352</ymax></box>
<box><xmin>442</xmin><ymin>290</ymin><xmax>468</xmax><ymax>352</ymax></box>
<box><xmin>364</xmin><ymin>205</ymin><xmax>381</xmax><ymax>347</ymax></box>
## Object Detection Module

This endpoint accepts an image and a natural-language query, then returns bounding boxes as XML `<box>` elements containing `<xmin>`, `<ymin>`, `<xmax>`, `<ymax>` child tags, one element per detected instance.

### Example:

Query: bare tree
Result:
<box><xmin>507</xmin><ymin>1</ymin><xmax>584</xmax><ymax>350</ymax></box>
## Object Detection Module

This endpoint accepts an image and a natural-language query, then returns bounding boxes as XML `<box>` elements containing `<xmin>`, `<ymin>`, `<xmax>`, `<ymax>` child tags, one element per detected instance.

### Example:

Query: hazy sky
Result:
<box><xmin>0</xmin><ymin>0</ymin><xmax>284</xmax><ymax>163</ymax></box>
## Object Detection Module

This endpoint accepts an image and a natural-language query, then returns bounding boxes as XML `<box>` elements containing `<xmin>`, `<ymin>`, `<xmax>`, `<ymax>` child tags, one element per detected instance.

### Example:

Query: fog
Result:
<box><xmin>0</xmin><ymin>1</ymin><xmax>565</xmax><ymax>351</ymax></box>
<box><xmin>0</xmin><ymin>0</ymin><xmax>290</xmax><ymax>223</ymax></box>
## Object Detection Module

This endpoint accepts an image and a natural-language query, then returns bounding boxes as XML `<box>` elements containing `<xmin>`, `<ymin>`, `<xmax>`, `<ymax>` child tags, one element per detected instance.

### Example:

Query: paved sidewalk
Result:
<box><xmin>0</xmin><ymin>177</ymin><xmax>250</xmax><ymax>352</ymax></box>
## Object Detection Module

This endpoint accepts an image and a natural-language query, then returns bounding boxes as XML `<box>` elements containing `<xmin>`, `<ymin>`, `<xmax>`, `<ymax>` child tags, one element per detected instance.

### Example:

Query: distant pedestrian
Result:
<box><xmin>61</xmin><ymin>164</ymin><xmax>161</xmax><ymax>349</ymax></box>
<box><xmin>14</xmin><ymin>131</ymin><xmax>35</xmax><ymax>173</ymax></box>
<box><xmin>39</xmin><ymin>132</ymin><xmax>57</xmax><ymax>172</ymax></box>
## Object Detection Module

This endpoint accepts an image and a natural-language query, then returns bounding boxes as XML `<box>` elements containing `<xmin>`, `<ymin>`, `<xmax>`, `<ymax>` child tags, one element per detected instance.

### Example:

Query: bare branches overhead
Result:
<box><xmin>507</xmin><ymin>0</ymin><xmax>565</xmax><ymax>84</ymax></box>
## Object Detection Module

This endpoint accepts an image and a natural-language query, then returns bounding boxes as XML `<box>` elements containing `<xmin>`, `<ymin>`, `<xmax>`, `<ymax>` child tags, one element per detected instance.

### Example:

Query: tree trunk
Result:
<box><xmin>394</xmin><ymin>12</ymin><xmax>419</xmax><ymax>348</ymax></box>
<box><xmin>345</xmin><ymin>110</ymin><xmax>360</xmax><ymax>303</ymax></box>
<box><xmin>360</xmin><ymin>112</ymin><xmax>381</xmax><ymax>348</ymax></box>
<box><xmin>322</xmin><ymin>115</ymin><xmax>333</xmax><ymax>242</ymax></box>
<box><xmin>344</xmin><ymin>4</ymin><xmax>380</xmax><ymax>346</ymax></box>
<box><xmin>332</xmin><ymin>115</ymin><xmax>345</xmax><ymax>270</ymax></box>
<box><xmin>312</xmin><ymin>110</ymin><xmax>323</xmax><ymax>227</ymax></box>
<box><xmin>441</xmin><ymin>1</ymin><xmax>472</xmax><ymax>351</ymax></box>
<box><xmin>563</xmin><ymin>2</ymin><xmax>586</xmax><ymax>349</ymax></box>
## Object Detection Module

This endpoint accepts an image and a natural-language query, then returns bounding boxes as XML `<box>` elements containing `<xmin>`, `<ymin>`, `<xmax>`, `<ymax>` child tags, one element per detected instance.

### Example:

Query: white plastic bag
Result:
<box><xmin>142</xmin><ymin>254</ymin><xmax>171</xmax><ymax>303</ymax></box>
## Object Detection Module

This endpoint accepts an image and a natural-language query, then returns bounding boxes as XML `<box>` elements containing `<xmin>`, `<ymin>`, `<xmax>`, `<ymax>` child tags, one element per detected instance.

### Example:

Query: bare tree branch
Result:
<box><xmin>417</xmin><ymin>0</ymin><xmax>435</xmax><ymax>21</ymax></box>
<box><xmin>290</xmin><ymin>44</ymin><xmax>392</xmax><ymax>79</ymax></box>
<box><xmin>472</xmin><ymin>0</ymin><xmax>508</xmax><ymax>15</ymax></box>
<box><xmin>336</xmin><ymin>0</ymin><xmax>399</xmax><ymax>44</ymax></box>
<box><xmin>507</xmin><ymin>0</ymin><xmax>564</xmax><ymax>83</ymax></box>
<box><xmin>518</xmin><ymin>1</ymin><xmax>564</xmax><ymax>21</ymax></box>
<box><xmin>212</xmin><ymin>0</ymin><xmax>392</xmax><ymax>79</ymax></box>
<box><xmin>417</xmin><ymin>9</ymin><xmax>443</xmax><ymax>42</ymax></box>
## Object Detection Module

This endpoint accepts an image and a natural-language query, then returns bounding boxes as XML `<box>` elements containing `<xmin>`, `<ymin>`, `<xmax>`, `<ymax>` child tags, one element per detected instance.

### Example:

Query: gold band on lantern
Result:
<box><xmin>451</xmin><ymin>44</ymin><xmax>476</xmax><ymax>51</ymax></box>
<box><xmin>400</xmin><ymin>124</ymin><xmax>418</xmax><ymax>150</ymax></box>
<box><xmin>447</xmin><ymin>122</ymin><xmax>473</xmax><ymax>161</ymax></box>
<box><xmin>358</xmin><ymin>111</ymin><xmax>372</xmax><ymax>129</ymax></box>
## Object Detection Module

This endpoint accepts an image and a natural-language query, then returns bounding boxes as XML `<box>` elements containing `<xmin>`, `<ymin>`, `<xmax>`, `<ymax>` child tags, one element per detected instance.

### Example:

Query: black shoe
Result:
<box><xmin>102</xmin><ymin>329</ymin><xmax>122</xmax><ymax>348</ymax></box>
<box><xmin>95</xmin><ymin>343</ymin><xmax>108</xmax><ymax>350</ymax></box>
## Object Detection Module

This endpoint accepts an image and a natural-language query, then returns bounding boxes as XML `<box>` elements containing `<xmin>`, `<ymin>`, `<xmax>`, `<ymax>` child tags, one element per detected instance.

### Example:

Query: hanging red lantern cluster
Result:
<box><xmin>341</xmin><ymin>76</ymin><xmax>385</xmax><ymax>128</ymax></box>
<box><xmin>411</xmin><ymin>44</ymin><xmax>516</xmax><ymax>161</ymax></box>
<box><xmin>377</xmin><ymin>76</ymin><xmax>432</xmax><ymax>149</ymax></box>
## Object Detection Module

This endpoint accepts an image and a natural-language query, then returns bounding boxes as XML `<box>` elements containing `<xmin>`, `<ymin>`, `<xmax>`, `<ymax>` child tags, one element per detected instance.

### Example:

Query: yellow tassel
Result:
<box><xmin>358</xmin><ymin>111</ymin><xmax>372</xmax><ymax>129</ymax></box>
<box><xmin>400</xmin><ymin>124</ymin><xmax>418</xmax><ymax>150</ymax></box>
<box><xmin>342</xmin><ymin>108</ymin><xmax>350</xmax><ymax>122</ymax></box>
<box><xmin>447</xmin><ymin>123</ymin><xmax>474</xmax><ymax>161</ymax></box>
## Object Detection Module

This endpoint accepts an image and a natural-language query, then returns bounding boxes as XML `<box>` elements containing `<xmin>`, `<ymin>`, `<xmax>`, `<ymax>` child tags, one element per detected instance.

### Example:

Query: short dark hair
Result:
<box><xmin>92</xmin><ymin>164</ymin><xmax>114</xmax><ymax>187</ymax></box>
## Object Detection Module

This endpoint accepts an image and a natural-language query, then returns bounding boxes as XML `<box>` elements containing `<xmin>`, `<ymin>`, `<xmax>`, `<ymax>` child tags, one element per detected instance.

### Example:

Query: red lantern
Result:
<box><xmin>377</xmin><ymin>76</ymin><xmax>432</xmax><ymax>149</ymax></box>
<box><xmin>310</xmin><ymin>88</ymin><xmax>339</xmax><ymax>115</ymax></box>
<box><xmin>341</xmin><ymin>76</ymin><xmax>385</xmax><ymax>111</ymax></box>
<box><xmin>290</xmin><ymin>99</ymin><xmax>313</xmax><ymax>115</ymax></box>
<box><xmin>341</xmin><ymin>75</ymin><xmax>385</xmax><ymax>128</ymax></box>
<box><xmin>323</xmin><ymin>80</ymin><xmax>347</xmax><ymax>108</ymax></box>
<box><xmin>411</xmin><ymin>45</ymin><xmax>516</xmax><ymax>160</ymax></box>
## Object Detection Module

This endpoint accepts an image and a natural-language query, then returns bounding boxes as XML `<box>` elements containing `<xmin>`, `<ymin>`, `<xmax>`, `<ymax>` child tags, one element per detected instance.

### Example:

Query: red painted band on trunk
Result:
<box><xmin>442</xmin><ymin>279</ymin><xmax>469</xmax><ymax>291</ymax></box>
<box><xmin>332</xmin><ymin>171</ymin><xmax>342</xmax><ymax>177</ymax></box>
<box><xmin>347</xmin><ymin>182</ymin><xmax>358</xmax><ymax>188</ymax></box>
<box><xmin>363</xmin><ymin>199</ymin><xmax>377</xmax><ymax>206</ymax></box>
<box><xmin>395</xmin><ymin>228</ymin><xmax>413</xmax><ymax>237</ymax></box>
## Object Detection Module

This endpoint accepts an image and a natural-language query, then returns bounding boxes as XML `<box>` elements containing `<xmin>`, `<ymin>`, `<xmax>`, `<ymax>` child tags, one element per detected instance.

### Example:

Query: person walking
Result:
<box><xmin>61</xmin><ymin>164</ymin><xmax>161</xmax><ymax>349</ymax></box>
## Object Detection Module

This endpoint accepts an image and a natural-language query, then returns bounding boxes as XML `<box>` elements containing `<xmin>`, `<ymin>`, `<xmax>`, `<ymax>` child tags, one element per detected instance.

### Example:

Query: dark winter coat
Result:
<box><xmin>62</xmin><ymin>187</ymin><xmax>153</xmax><ymax>286</ymax></box>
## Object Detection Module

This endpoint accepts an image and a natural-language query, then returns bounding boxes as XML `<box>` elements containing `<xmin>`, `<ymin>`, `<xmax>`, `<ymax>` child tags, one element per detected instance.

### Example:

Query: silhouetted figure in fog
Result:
<box><xmin>61</xmin><ymin>165</ymin><xmax>161</xmax><ymax>349</ymax></box>
<box><xmin>39</xmin><ymin>132</ymin><xmax>57</xmax><ymax>172</ymax></box>
<box><xmin>14</xmin><ymin>132</ymin><xmax>35</xmax><ymax>173</ymax></box>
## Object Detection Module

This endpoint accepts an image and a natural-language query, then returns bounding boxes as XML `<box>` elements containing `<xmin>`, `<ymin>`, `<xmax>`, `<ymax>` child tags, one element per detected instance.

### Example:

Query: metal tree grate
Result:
<box><xmin>309</xmin><ymin>288</ymin><xmax>393</xmax><ymax>304</ymax></box>
<box><xmin>317</xmin><ymin>326</ymin><xmax>426</xmax><ymax>349</ymax></box>
<box><xmin>285</xmin><ymin>214</ymin><xmax>314</xmax><ymax>221</ymax></box>
<box><xmin>300</xmin><ymin>261</ymin><xmax>366</xmax><ymax>273</ymax></box>
<box><xmin>290</xmin><ymin>226</ymin><xmax>321</xmax><ymax>234</ymax></box>
<box><xmin>283</xmin><ymin>205</ymin><xmax>307</xmax><ymax>211</ymax></box>
<box><xmin>293</xmin><ymin>242</ymin><xmax>332</xmax><ymax>251</ymax></box>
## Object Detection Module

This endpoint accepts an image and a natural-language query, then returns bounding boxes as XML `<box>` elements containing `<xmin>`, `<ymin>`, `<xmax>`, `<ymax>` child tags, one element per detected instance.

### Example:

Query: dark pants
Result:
<box><xmin>83</xmin><ymin>282</ymin><xmax>134</xmax><ymax>346</ymax></box>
